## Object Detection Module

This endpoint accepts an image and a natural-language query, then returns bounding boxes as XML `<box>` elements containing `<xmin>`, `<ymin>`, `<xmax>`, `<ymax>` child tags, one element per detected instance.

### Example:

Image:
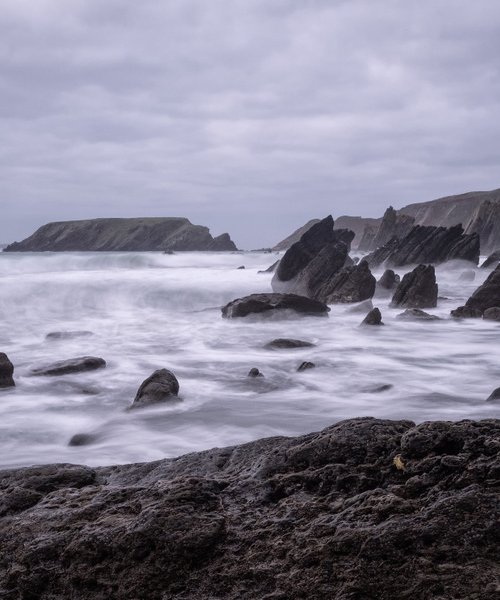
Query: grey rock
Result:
<box><xmin>130</xmin><ymin>369</ymin><xmax>180</xmax><ymax>409</ymax></box>
<box><xmin>297</xmin><ymin>361</ymin><xmax>315</xmax><ymax>372</ymax></box>
<box><xmin>361</xmin><ymin>307</ymin><xmax>383</xmax><ymax>326</ymax></box>
<box><xmin>0</xmin><ymin>353</ymin><xmax>15</xmax><ymax>388</ymax></box>
<box><xmin>221</xmin><ymin>293</ymin><xmax>330</xmax><ymax>318</ymax></box>
<box><xmin>265</xmin><ymin>339</ymin><xmax>315</xmax><ymax>349</ymax></box>
<box><xmin>450</xmin><ymin>306</ymin><xmax>483</xmax><ymax>319</ymax></box>
<box><xmin>31</xmin><ymin>356</ymin><xmax>106</xmax><ymax>376</ymax></box>
<box><xmin>45</xmin><ymin>331</ymin><xmax>93</xmax><ymax>341</ymax></box>
<box><xmin>486</xmin><ymin>388</ymin><xmax>500</xmax><ymax>402</ymax></box>
<box><xmin>483</xmin><ymin>307</ymin><xmax>500</xmax><ymax>321</ymax></box>
<box><xmin>316</xmin><ymin>260</ymin><xmax>376</xmax><ymax>304</ymax></box>
<box><xmin>454</xmin><ymin>264</ymin><xmax>500</xmax><ymax>317</ymax></box>
<box><xmin>0</xmin><ymin>418</ymin><xmax>498</xmax><ymax>599</ymax></box>
<box><xmin>248</xmin><ymin>368</ymin><xmax>264</xmax><ymax>378</ymax></box>
<box><xmin>458</xmin><ymin>269</ymin><xmax>476</xmax><ymax>282</ymax></box>
<box><xmin>377</xmin><ymin>268</ymin><xmax>400</xmax><ymax>290</ymax></box>
<box><xmin>363</xmin><ymin>384</ymin><xmax>393</xmax><ymax>393</ymax></box>
<box><xmin>258</xmin><ymin>259</ymin><xmax>280</xmax><ymax>274</ymax></box>
<box><xmin>365</xmin><ymin>206</ymin><xmax>415</xmax><ymax>252</ymax></box>
<box><xmin>236</xmin><ymin>265</ymin><xmax>245</xmax><ymax>270</ymax></box>
<box><xmin>68</xmin><ymin>433</ymin><xmax>99</xmax><ymax>447</ymax></box>
<box><xmin>481</xmin><ymin>250</ymin><xmax>500</xmax><ymax>269</ymax></box>
<box><xmin>396</xmin><ymin>308</ymin><xmax>441</xmax><ymax>321</ymax></box>
<box><xmin>272</xmin><ymin>219</ymin><xmax>321</xmax><ymax>251</ymax></box>
<box><xmin>391</xmin><ymin>265</ymin><xmax>438</xmax><ymax>309</ymax></box>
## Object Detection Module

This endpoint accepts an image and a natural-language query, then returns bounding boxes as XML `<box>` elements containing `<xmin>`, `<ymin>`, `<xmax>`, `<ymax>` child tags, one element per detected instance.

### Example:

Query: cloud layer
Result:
<box><xmin>1</xmin><ymin>0</ymin><xmax>499</xmax><ymax>247</ymax></box>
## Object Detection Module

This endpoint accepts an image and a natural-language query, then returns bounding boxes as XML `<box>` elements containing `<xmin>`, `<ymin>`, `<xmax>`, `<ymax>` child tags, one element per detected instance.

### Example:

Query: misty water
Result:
<box><xmin>0</xmin><ymin>250</ymin><xmax>499</xmax><ymax>469</ymax></box>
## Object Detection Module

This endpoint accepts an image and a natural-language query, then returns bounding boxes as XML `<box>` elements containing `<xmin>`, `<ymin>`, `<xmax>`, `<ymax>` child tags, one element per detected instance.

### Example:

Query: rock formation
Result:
<box><xmin>265</xmin><ymin>339</ymin><xmax>315</xmax><ymax>349</ymax></box>
<box><xmin>391</xmin><ymin>265</ymin><xmax>438</xmax><ymax>308</ymax></box>
<box><xmin>451</xmin><ymin>264</ymin><xmax>500</xmax><ymax>317</ymax></box>
<box><xmin>272</xmin><ymin>219</ymin><xmax>321</xmax><ymax>251</ymax></box>
<box><xmin>3</xmin><ymin>218</ymin><xmax>238</xmax><ymax>252</ymax></box>
<box><xmin>0</xmin><ymin>353</ymin><xmax>15</xmax><ymax>388</ymax></box>
<box><xmin>315</xmin><ymin>260</ymin><xmax>376</xmax><ymax>304</ymax></box>
<box><xmin>31</xmin><ymin>356</ymin><xmax>106</xmax><ymax>376</ymax></box>
<box><xmin>221</xmin><ymin>293</ymin><xmax>330</xmax><ymax>318</ymax></box>
<box><xmin>377</xmin><ymin>269</ymin><xmax>400</xmax><ymax>290</ymax></box>
<box><xmin>481</xmin><ymin>250</ymin><xmax>500</xmax><ymax>269</ymax></box>
<box><xmin>0</xmin><ymin>418</ymin><xmax>498</xmax><ymax>599</ymax></box>
<box><xmin>464</xmin><ymin>199</ymin><xmax>500</xmax><ymax>254</ymax></box>
<box><xmin>365</xmin><ymin>224</ymin><xmax>480</xmax><ymax>267</ymax></box>
<box><xmin>130</xmin><ymin>369</ymin><xmax>180</xmax><ymax>409</ymax></box>
<box><xmin>361</xmin><ymin>307</ymin><xmax>383</xmax><ymax>325</ymax></box>
<box><xmin>358</xmin><ymin>206</ymin><xmax>415</xmax><ymax>252</ymax></box>
<box><xmin>396</xmin><ymin>308</ymin><xmax>441</xmax><ymax>321</ymax></box>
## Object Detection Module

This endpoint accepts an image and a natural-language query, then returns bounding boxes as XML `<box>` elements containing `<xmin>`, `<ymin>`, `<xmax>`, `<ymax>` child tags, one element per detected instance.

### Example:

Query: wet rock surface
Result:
<box><xmin>248</xmin><ymin>367</ymin><xmax>264</xmax><ymax>377</ymax></box>
<box><xmin>31</xmin><ymin>356</ymin><xmax>106</xmax><ymax>376</ymax></box>
<box><xmin>0</xmin><ymin>418</ymin><xmax>498</xmax><ymax>600</ymax></box>
<box><xmin>130</xmin><ymin>369</ymin><xmax>180</xmax><ymax>409</ymax></box>
<box><xmin>297</xmin><ymin>361</ymin><xmax>315</xmax><ymax>372</ymax></box>
<box><xmin>481</xmin><ymin>250</ymin><xmax>500</xmax><ymax>269</ymax></box>
<box><xmin>391</xmin><ymin>265</ymin><xmax>438</xmax><ymax>309</ymax></box>
<box><xmin>377</xmin><ymin>268</ymin><xmax>400</xmax><ymax>290</ymax></box>
<box><xmin>361</xmin><ymin>307</ymin><xmax>383</xmax><ymax>325</ymax></box>
<box><xmin>483</xmin><ymin>307</ymin><xmax>500</xmax><ymax>321</ymax></box>
<box><xmin>221</xmin><ymin>293</ymin><xmax>330</xmax><ymax>318</ymax></box>
<box><xmin>456</xmin><ymin>264</ymin><xmax>500</xmax><ymax>316</ymax></box>
<box><xmin>265</xmin><ymin>338</ymin><xmax>315</xmax><ymax>349</ymax></box>
<box><xmin>0</xmin><ymin>353</ymin><xmax>15</xmax><ymax>388</ymax></box>
<box><xmin>315</xmin><ymin>259</ymin><xmax>376</xmax><ymax>304</ymax></box>
<box><xmin>396</xmin><ymin>308</ymin><xmax>441</xmax><ymax>321</ymax></box>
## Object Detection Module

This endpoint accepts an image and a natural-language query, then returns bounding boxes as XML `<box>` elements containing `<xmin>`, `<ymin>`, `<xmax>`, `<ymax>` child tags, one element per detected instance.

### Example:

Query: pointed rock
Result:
<box><xmin>391</xmin><ymin>265</ymin><xmax>438</xmax><ymax>309</ymax></box>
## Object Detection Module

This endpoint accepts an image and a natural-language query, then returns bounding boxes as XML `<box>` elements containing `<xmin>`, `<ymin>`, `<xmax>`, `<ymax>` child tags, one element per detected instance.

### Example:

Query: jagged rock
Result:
<box><xmin>45</xmin><ymin>331</ymin><xmax>93</xmax><ymax>340</ymax></box>
<box><xmin>347</xmin><ymin>299</ymin><xmax>374</xmax><ymax>313</ymax></box>
<box><xmin>315</xmin><ymin>260</ymin><xmax>376</xmax><ymax>304</ymax></box>
<box><xmin>368</xmin><ymin>206</ymin><xmax>415</xmax><ymax>251</ymax></box>
<box><xmin>130</xmin><ymin>369</ymin><xmax>179</xmax><ymax>409</ymax></box>
<box><xmin>271</xmin><ymin>216</ymin><xmax>354</xmax><ymax>298</ymax></box>
<box><xmin>265</xmin><ymin>339</ymin><xmax>315</xmax><ymax>349</ymax></box>
<box><xmin>4</xmin><ymin>218</ymin><xmax>237</xmax><ymax>252</ymax></box>
<box><xmin>483</xmin><ymin>307</ymin><xmax>500</xmax><ymax>321</ymax></box>
<box><xmin>297</xmin><ymin>361</ymin><xmax>315</xmax><ymax>372</ymax></box>
<box><xmin>454</xmin><ymin>264</ymin><xmax>500</xmax><ymax>316</ymax></box>
<box><xmin>450</xmin><ymin>306</ymin><xmax>483</xmax><ymax>319</ymax></box>
<box><xmin>486</xmin><ymin>388</ymin><xmax>500</xmax><ymax>402</ymax></box>
<box><xmin>0</xmin><ymin>353</ymin><xmax>15</xmax><ymax>388</ymax></box>
<box><xmin>465</xmin><ymin>200</ymin><xmax>500</xmax><ymax>254</ymax></box>
<box><xmin>272</xmin><ymin>219</ymin><xmax>321</xmax><ymax>251</ymax></box>
<box><xmin>361</xmin><ymin>307</ymin><xmax>383</xmax><ymax>326</ymax></box>
<box><xmin>221</xmin><ymin>293</ymin><xmax>330</xmax><ymax>318</ymax></box>
<box><xmin>391</xmin><ymin>265</ymin><xmax>438</xmax><ymax>308</ymax></box>
<box><xmin>0</xmin><ymin>418</ymin><xmax>498</xmax><ymax>599</ymax></box>
<box><xmin>365</xmin><ymin>224</ymin><xmax>480</xmax><ymax>267</ymax></box>
<box><xmin>481</xmin><ymin>250</ymin><xmax>500</xmax><ymax>269</ymax></box>
<box><xmin>31</xmin><ymin>356</ymin><xmax>106</xmax><ymax>376</ymax></box>
<box><xmin>248</xmin><ymin>368</ymin><xmax>264</xmax><ymax>378</ymax></box>
<box><xmin>396</xmin><ymin>308</ymin><xmax>441</xmax><ymax>321</ymax></box>
<box><xmin>377</xmin><ymin>269</ymin><xmax>400</xmax><ymax>290</ymax></box>
<box><xmin>458</xmin><ymin>270</ymin><xmax>476</xmax><ymax>282</ymax></box>
<box><xmin>258</xmin><ymin>259</ymin><xmax>280</xmax><ymax>274</ymax></box>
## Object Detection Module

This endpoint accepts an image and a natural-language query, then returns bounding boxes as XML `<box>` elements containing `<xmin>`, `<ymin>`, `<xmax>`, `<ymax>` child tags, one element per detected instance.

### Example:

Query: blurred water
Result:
<box><xmin>0</xmin><ymin>250</ymin><xmax>498</xmax><ymax>468</ymax></box>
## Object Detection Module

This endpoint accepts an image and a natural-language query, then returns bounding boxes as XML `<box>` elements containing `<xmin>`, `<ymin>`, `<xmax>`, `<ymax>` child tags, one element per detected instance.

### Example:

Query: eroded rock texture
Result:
<box><xmin>0</xmin><ymin>418</ymin><xmax>498</xmax><ymax>599</ymax></box>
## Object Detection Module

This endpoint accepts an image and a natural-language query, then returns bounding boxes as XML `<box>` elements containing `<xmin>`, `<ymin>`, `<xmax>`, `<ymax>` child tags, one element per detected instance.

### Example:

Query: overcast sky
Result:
<box><xmin>1</xmin><ymin>0</ymin><xmax>499</xmax><ymax>248</ymax></box>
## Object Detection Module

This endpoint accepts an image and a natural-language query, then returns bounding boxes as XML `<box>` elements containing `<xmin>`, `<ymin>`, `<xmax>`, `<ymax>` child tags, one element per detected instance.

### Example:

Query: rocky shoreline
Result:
<box><xmin>0</xmin><ymin>417</ymin><xmax>498</xmax><ymax>599</ymax></box>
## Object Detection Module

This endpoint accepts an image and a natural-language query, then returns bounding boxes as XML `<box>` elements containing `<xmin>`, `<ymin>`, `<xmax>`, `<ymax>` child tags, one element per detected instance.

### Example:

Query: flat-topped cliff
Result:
<box><xmin>3</xmin><ymin>218</ymin><xmax>237</xmax><ymax>252</ymax></box>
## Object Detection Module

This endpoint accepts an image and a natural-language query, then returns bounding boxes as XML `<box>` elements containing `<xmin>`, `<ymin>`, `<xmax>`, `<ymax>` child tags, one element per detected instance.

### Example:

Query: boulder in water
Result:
<box><xmin>361</xmin><ymin>307</ymin><xmax>383</xmax><ymax>326</ymax></box>
<box><xmin>265</xmin><ymin>339</ymin><xmax>315</xmax><ymax>349</ymax></box>
<box><xmin>0</xmin><ymin>353</ymin><xmax>15</xmax><ymax>388</ymax></box>
<box><xmin>396</xmin><ymin>309</ymin><xmax>441</xmax><ymax>321</ymax></box>
<box><xmin>248</xmin><ymin>368</ymin><xmax>264</xmax><ymax>378</ymax></box>
<box><xmin>45</xmin><ymin>331</ymin><xmax>93</xmax><ymax>341</ymax></box>
<box><xmin>130</xmin><ymin>369</ymin><xmax>180</xmax><ymax>409</ymax></box>
<box><xmin>31</xmin><ymin>356</ymin><xmax>106</xmax><ymax>376</ymax></box>
<box><xmin>221</xmin><ymin>293</ymin><xmax>330</xmax><ymax>318</ymax></box>
<box><xmin>391</xmin><ymin>265</ymin><xmax>438</xmax><ymax>309</ymax></box>
<box><xmin>297</xmin><ymin>361</ymin><xmax>315</xmax><ymax>372</ymax></box>
<box><xmin>377</xmin><ymin>269</ymin><xmax>400</xmax><ymax>290</ymax></box>
<box><xmin>450</xmin><ymin>306</ymin><xmax>483</xmax><ymax>319</ymax></box>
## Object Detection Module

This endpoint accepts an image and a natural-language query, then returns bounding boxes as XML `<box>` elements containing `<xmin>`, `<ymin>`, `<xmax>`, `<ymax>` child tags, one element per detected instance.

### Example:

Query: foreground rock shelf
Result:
<box><xmin>0</xmin><ymin>417</ymin><xmax>498</xmax><ymax>599</ymax></box>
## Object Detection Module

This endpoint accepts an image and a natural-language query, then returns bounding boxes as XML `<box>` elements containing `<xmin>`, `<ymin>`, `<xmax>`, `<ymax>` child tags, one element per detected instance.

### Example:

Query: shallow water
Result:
<box><xmin>0</xmin><ymin>250</ymin><xmax>498</xmax><ymax>468</ymax></box>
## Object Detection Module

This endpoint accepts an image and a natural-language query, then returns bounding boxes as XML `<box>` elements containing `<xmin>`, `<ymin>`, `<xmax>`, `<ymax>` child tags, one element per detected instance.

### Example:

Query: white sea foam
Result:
<box><xmin>0</xmin><ymin>250</ymin><xmax>498</xmax><ymax>468</ymax></box>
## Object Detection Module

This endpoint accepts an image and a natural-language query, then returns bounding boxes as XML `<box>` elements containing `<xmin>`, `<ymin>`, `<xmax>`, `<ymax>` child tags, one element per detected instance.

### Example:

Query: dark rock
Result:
<box><xmin>396</xmin><ymin>308</ymin><xmax>441</xmax><ymax>321</ymax></box>
<box><xmin>45</xmin><ymin>331</ymin><xmax>94</xmax><ymax>341</ymax></box>
<box><xmin>450</xmin><ymin>306</ymin><xmax>483</xmax><ymax>319</ymax></box>
<box><xmin>272</xmin><ymin>219</ymin><xmax>321</xmax><ymax>251</ymax></box>
<box><xmin>236</xmin><ymin>265</ymin><xmax>245</xmax><ymax>270</ymax></box>
<box><xmin>363</xmin><ymin>384</ymin><xmax>393</xmax><ymax>393</ymax></box>
<box><xmin>271</xmin><ymin>216</ymin><xmax>354</xmax><ymax>298</ymax></box>
<box><xmin>265</xmin><ymin>339</ymin><xmax>315</xmax><ymax>349</ymax></box>
<box><xmin>4</xmin><ymin>218</ymin><xmax>237</xmax><ymax>252</ymax></box>
<box><xmin>481</xmin><ymin>250</ymin><xmax>500</xmax><ymax>269</ymax></box>
<box><xmin>377</xmin><ymin>268</ymin><xmax>400</xmax><ymax>290</ymax></box>
<box><xmin>346</xmin><ymin>299</ymin><xmax>374</xmax><ymax>313</ymax></box>
<box><xmin>458</xmin><ymin>269</ymin><xmax>476</xmax><ymax>282</ymax></box>
<box><xmin>486</xmin><ymin>388</ymin><xmax>500</xmax><ymax>402</ymax></box>
<box><xmin>248</xmin><ymin>368</ymin><xmax>264</xmax><ymax>378</ymax></box>
<box><xmin>367</xmin><ymin>206</ymin><xmax>415</xmax><ymax>251</ymax></box>
<box><xmin>361</xmin><ymin>307</ymin><xmax>383</xmax><ymax>326</ymax></box>
<box><xmin>365</xmin><ymin>224</ymin><xmax>480</xmax><ymax>267</ymax></box>
<box><xmin>456</xmin><ymin>264</ymin><xmax>500</xmax><ymax>316</ymax></box>
<box><xmin>352</xmin><ymin>256</ymin><xmax>360</xmax><ymax>264</ymax></box>
<box><xmin>0</xmin><ymin>353</ymin><xmax>15</xmax><ymax>388</ymax></box>
<box><xmin>391</xmin><ymin>265</ymin><xmax>438</xmax><ymax>309</ymax></box>
<box><xmin>221</xmin><ymin>293</ymin><xmax>330</xmax><ymax>318</ymax></box>
<box><xmin>130</xmin><ymin>369</ymin><xmax>180</xmax><ymax>409</ymax></box>
<box><xmin>31</xmin><ymin>356</ymin><xmax>106</xmax><ymax>377</ymax></box>
<box><xmin>483</xmin><ymin>307</ymin><xmax>500</xmax><ymax>321</ymax></box>
<box><xmin>297</xmin><ymin>361</ymin><xmax>315</xmax><ymax>372</ymax></box>
<box><xmin>0</xmin><ymin>418</ymin><xmax>498</xmax><ymax>599</ymax></box>
<box><xmin>315</xmin><ymin>260</ymin><xmax>376</xmax><ymax>304</ymax></box>
<box><xmin>258</xmin><ymin>259</ymin><xmax>280</xmax><ymax>274</ymax></box>
<box><xmin>68</xmin><ymin>433</ymin><xmax>98</xmax><ymax>447</ymax></box>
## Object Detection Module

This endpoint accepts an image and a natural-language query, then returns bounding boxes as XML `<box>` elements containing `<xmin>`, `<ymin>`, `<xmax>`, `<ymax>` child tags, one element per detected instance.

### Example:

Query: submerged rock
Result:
<box><xmin>31</xmin><ymin>356</ymin><xmax>106</xmax><ymax>376</ymax></box>
<box><xmin>68</xmin><ymin>433</ymin><xmax>99</xmax><ymax>447</ymax></box>
<box><xmin>0</xmin><ymin>418</ymin><xmax>498</xmax><ymax>599</ymax></box>
<box><xmin>391</xmin><ymin>265</ymin><xmax>438</xmax><ymax>309</ymax></box>
<box><xmin>130</xmin><ymin>369</ymin><xmax>180</xmax><ymax>409</ymax></box>
<box><xmin>221</xmin><ymin>293</ymin><xmax>330</xmax><ymax>318</ymax></box>
<box><xmin>396</xmin><ymin>308</ymin><xmax>441</xmax><ymax>321</ymax></box>
<box><xmin>346</xmin><ymin>299</ymin><xmax>374</xmax><ymax>314</ymax></box>
<box><xmin>361</xmin><ymin>307</ymin><xmax>383</xmax><ymax>326</ymax></box>
<box><xmin>458</xmin><ymin>269</ymin><xmax>476</xmax><ymax>282</ymax></box>
<box><xmin>248</xmin><ymin>368</ymin><xmax>264</xmax><ymax>378</ymax></box>
<box><xmin>265</xmin><ymin>339</ymin><xmax>315</xmax><ymax>349</ymax></box>
<box><xmin>45</xmin><ymin>331</ymin><xmax>93</xmax><ymax>341</ymax></box>
<box><xmin>297</xmin><ymin>361</ymin><xmax>315</xmax><ymax>372</ymax></box>
<box><xmin>0</xmin><ymin>353</ymin><xmax>15</xmax><ymax>388</ymax></box>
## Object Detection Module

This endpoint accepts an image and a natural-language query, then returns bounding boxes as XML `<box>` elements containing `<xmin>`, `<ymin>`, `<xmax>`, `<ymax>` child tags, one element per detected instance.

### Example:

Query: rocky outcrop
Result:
<box><xmin>377</xmin><ymin>269</ymin><xmax>399</xmax><ymax>290</ymax></box>
<box><xmin>0</xmin><ymin>418</ymin><xmax>498</xmax><ymax>600</ymax></box>
<box><xmin>315</xmin><ymin>260</ymin><xmax>376</xmax><ymax>304</ymax></box>
<box><xmin>396</xmin><ymin>308</ymin><xmax>441</xmax><ymax>321</ymax></box>
<box><xmin>451</xmin><ymin>264</ymin><xmax>500</xmax><ymax>317</ymax></box>
<box><xmin>465</xmin><ymin>199</ymin><xmax>500</xmax><ymax>253</ymax></box>
<box><xmin>361</xmin><ymin>307</ymin><xmax>383</xmax><ymax>325</ymax></box>
<box><xmin>3</xmin><ymin>218</ymin><xmax>238</xmax><ymax>252</ymax></box>
<box><xmin>0</xmin><ymin>353</ymin><xmax>14</xmax><ymax>388</ymax></box>
<box><xmin>31</xmin><ymin>356</ymin><xmax>106</xmax><ymax>376</ymax></box>
<box><xmin>391</xmin><ymin>265</ymin><xmax>438</xmax><ymax>308</ymax></box>
<box><xmin>272</xmin><ymin>219</ymin><xmax>320</xmax><ymax>251</ymax></box>
<box><xmin>129</xmin><ymin>369</ymin><xmax>180</xmax><ymax>409</ymax></box>
<box><xmin>271</xmin><ymin>216</ymin><xmax>356</xmax><ymax>299</ymax></box>
<box><xmin>481</xmin><ymin>250</ymin><xmax>500</xmax><ymax>269</ymax></box>
<box><xmin>297</xmin><ymin>361</ymin><xmax>315</xmax><ymax>371</ymax></box>
<box><xmin>265</xmin><ymin>339</ymin><xmax>315</xmax><ymax>349</ymax></box>
<box><xmin>359</xmin><ymin>206</ymin><xmax>415</xmax><ymax>252</ymax></box>
<box><xmin>221</xmin><ymin>293</ymin><xmax>330</xmax><ymax>318</ymax></box>
<box><xmin>365</xmin><ymin>224</ymin><xmax>480</xmax><ymax>267</ymax></box>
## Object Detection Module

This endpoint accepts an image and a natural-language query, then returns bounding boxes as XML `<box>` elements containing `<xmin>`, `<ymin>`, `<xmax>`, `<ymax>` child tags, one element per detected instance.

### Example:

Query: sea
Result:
<box><xmin>0</xmin><ymin>250</ymin><xmax>499</xmax><ymax>469</ymax></box>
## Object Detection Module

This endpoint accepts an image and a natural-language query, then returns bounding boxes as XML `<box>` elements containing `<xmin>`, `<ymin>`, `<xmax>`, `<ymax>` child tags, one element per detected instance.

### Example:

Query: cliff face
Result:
<box><xmin>3</xmin><ymin>218</ymin><xmax>238</xmax><ymax>252</ymax></box>
<box><xmin>358</xmin><ymin>206</ymin><xmax>414</xmax><ymax>251</ymax></box>
<box><xmin>465</xmin><ymin>200</ymin><xmax>500</xmax><ymax>253</ymax></box>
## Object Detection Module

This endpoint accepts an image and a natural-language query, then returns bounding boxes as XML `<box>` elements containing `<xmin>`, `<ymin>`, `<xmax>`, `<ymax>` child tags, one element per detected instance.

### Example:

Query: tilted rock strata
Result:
<box><xmin>452</xmin><ymin>263</ymin><xmax>500</xmax><ymax>317</ymax></box>
<box><xmin>3</xmin><ymin>218</ymin><xmax>237</xmax><ymax>252</ymax></box>
<box><xmin>391</xmin><ymin>265</ymin><xmax>438</xmax><ymax>309</ymax></box>
<box><xmin>0</xmin><ymin>418</ymin><xmax>498</xmax><ymax>599</ymax></box>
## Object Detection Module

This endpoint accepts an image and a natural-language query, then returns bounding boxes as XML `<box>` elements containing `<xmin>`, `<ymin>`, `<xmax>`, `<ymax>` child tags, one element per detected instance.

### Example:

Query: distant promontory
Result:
<box><xmin>3</xmin><ymin>218</ymin><xmax>238</xmax><ymax>252</ymax></box>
